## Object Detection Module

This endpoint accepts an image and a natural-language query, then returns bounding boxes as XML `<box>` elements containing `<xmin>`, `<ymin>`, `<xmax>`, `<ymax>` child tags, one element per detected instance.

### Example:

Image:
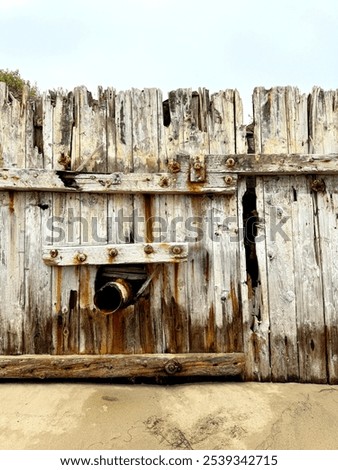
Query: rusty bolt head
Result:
<box><xmin>144</xmin><ymin>244</ymin><xmax>154</xmax><ymax>254</ymax></box>
<box><xmin>76</xmin><ymin>252</ymin><xmax>87</xmax><ymax>263</ymax></box>
<box><xmin>164</xmin><ymin>359</ymin><xmax>182</xmax><ymax>375</ymax></box>
<box><xmin>171</xmin><ymin>245</ymin><xmax>183</xmax><ymax>255</ymax></box>
<box><xmin>50</xmin><ymin>249</ymin><xmax>58</xmax><ymax>258</ymax></box>
<box><xmin>159</xmin><ymin>176</ymin><xmax>169</xmax><ymax>187</ymax></box>
<box><xmin>108</xmin><ymin>248</ymin><xmax>118</xmax><ymax>258</ymax></box>
<box><xmin>168</xmin><ymin>160</ymin><xmax>181</xmax><ymax>173</ymax></box>
<box><xmin>224</xmin><ymin>176</ymin><xmax>233</xmax><ymax>185</ymax></box>
<box><xmin>193</xmin><ymin>161</ymin><xmax>203</xmax><ymax>170</ymax></box>
<box><xmin>226</xmin><ymin>157</ymin><xmax>235</xmax><ymax>167</ymax></box>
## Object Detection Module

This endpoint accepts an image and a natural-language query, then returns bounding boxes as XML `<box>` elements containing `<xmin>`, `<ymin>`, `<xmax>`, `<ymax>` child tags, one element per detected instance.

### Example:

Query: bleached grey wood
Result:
<box><xmin>309</xmin><ymin>88</ymin><xmax>338</xmax><ymax>383</ymax></box>
<box><xmin>0</xmin><ymin>167</ymin><xmax>237</xmax><ymax>193</ymax></box>
<box><xmin>43</xmin><ymin>242</ymin><xmax>188</xmax><ymax>266</ymax></box>
<box><xmin>253</xmin><ymin>87</ymin><xmax>301</xmax><ymax>381</ymax></box>
<box><xmin>206</xmin><ymin>153</ymin><xmax>338</xmax><ymax>174</ymax></box>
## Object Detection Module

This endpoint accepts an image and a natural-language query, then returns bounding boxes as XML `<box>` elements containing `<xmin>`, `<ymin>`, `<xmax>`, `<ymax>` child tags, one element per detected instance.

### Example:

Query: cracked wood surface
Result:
<box><xmin>1</xmin><ymin>83</ymin><xmax>338</xmax><ymax>382</ymax></box>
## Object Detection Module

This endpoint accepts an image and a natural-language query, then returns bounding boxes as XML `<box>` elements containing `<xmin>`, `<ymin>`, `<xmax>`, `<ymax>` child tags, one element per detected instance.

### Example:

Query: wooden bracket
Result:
<box><xmin>43</xmin><ymin>242</ymin><xmax>189</xmax><ymax>266</ymax></box>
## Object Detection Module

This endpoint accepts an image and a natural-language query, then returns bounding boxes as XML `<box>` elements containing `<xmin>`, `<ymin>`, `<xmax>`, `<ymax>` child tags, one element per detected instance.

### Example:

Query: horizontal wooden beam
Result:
<box><xmin>206</xmin><ymin>153</ymin><xmax>338</xmax><ymax>174</ymax></box>
<box><xmin>0</xmin><ymin>353</ymin><xmax>245</xmax><ymax>379</ymax></box>
<box><xmin>0</xmin><ymin>167</ymin><xmax>236</xmax><ymax>194</ymax></box>
<box><xmin>43</xmin><ymin>242</ymin><xmax>188</xmax><ymax>266</ymax></box>
<box><xmin>1</xmin><ymin>154</ymin><xmax>336</xmax><ymax>195</ymax></box>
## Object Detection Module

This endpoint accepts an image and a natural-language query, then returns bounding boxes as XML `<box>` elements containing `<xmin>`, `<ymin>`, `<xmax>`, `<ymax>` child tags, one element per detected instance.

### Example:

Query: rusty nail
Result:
<box><xmin>164</xmin><ymin>359</ymin><xmax>182</xmax><ymax>375</ymax></box>
<box><xmin>171</xmin><ymin>245</ymin><xmax>183</xmax><ymax>255</ymax></box>
<box><xmin>159</xmin><ymin>176</ymin><xmax>169</xmax><ymax>187</ymax></box>
<box><xmin>50</xmin><ymin>249</ymin><xmax>58</xmax><ymax>258</ymax></box>
<box><xmin>144</xmin><ymin>244</ymin><xmax>154</xmax><ymax>254</ymax></box>
<box><xmin>224</xmin><ymin>176</ymin><xmax>233</xmax><ymax>185</ymax></box>
<box><xmin>226</xmin><ymin>157</ymin><xmax>235</xmax><ymax>167</ymax></box>
<box><xmin>168</xmin><ymin>161</ymin><xmax>181</xmax><ymax>173</ymax></box>
<box><xmin>108</xmin><ymin>248</ymin><xmax>118</xmax><ymax>258</ymax></box>
<box><xmin>76</xmin><ymin>252</ymin><xmax>87</xmax><ymax>263</ymax></box>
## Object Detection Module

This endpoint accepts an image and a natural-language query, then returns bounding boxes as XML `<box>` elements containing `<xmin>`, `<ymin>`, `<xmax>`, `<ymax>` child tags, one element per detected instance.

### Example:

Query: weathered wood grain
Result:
<box><xmin>0</xmin><ymin>353</ymin><xmax>245</xmax><ymax>378</ymax></box>
<box><xmin>0</xmin><ymin>192</ymin><xmax>25</xmax><ymax>354</ymax></box>
<box><xmin>309</xmin><ymin>87</ymin><xmax>338</xmax><ymax>383</ymax></box>
<box><xmin>0</xmin><ymin>167</ymin><xmax>237</xmax><ymax>193</ymax></box>
<box><xmin>291</xmin><ymin>176</ymin><xmax>326</xmax><ymax>382</ymax></box>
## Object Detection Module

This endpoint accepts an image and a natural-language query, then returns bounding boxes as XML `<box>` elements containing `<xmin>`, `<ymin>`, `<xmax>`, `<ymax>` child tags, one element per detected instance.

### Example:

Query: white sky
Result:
<box><xmin>0</xmin><ymin>0</ymin><xmax>337</xmax><ymax>121</ymax></box>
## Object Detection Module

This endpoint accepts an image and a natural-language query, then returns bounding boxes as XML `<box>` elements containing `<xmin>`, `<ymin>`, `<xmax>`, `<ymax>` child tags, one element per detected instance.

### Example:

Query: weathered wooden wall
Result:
<box><xmin>0</xmin><ymin>82</ymin><xmax>338</xmax><ymax>383</ymax></box>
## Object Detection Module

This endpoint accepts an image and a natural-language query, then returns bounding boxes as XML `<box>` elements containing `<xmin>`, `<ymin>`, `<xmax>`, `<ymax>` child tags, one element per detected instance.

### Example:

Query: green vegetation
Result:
<box><xmin>0</xmin><ymin>69</ymin><xmax>38</xmax><ymax>100</ymax></box>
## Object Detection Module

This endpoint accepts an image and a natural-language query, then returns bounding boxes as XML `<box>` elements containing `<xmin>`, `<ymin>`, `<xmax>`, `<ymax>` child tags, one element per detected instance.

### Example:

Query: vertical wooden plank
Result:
<box><xmin>23</xmin><ymin>91</ymin><xmax>54</xmax><ymax>354</ymax></box>
<box><xmin>0</xmin><ymin>84</ymin><xmax>28</xmax><ymax>354</ymax></box>
<box><xmin>309</xmin><ymin>87</ymin><xmax>338</xmax><ymax>383</ymax></box>
<box><xmin>78</xmin><ymin>193</ymin><xmax>108</xmax><ymax>354</ymax></box>
<box><xmin>50</xmin><ymin>89</ymin><xmax>80</xmax><ymax>354</ymax></box>
<box><xmin>53</xmin><ymin>90</ymin><xmax>74</xmax><ymax>170</ymax></box>
<box><xmin>51</xmin><ymin>193</ymin><xmax>81</xmax><ymax>354</ymax></box>
<box><xmin>131</xmin><ymin>88</ymin><xmax>161</xmax><ymax>353</ymax></box>
<box><xmin>291</xmin><ymin>176</ymin><xmax>326</xmax><ymax>382</ymax></box>
<box><xmin>0</xmin><ymin>192</ymin><xmax>25</xmax><ymax>354</ymax></box>
<box><xmin>70</xmin><ymin>87</ymin><xmax>109</xmax><ymax>354</ymax></box>
<box><xmin>208</xmin><ymin>90</ymin><xmax>243</xmax><ymax>353</ymax></box>
<box><xmin>107</xmin><ymin>89</ymin><xmax>136</xmax><ymax>354</ymax></box>
<box><xmin>253</xmin><ymin>87</ymin><xmax>299</xmax><ymax>381</ymax></box>
<box><xmin>286</xmin><ymin>87</ymin><xmax>327</xmax><ymax>383</ymax></box>
<box><xmin>0</xmin><ymin>82</ymin><xmax>27</xmax><ymax>168</ymax></box>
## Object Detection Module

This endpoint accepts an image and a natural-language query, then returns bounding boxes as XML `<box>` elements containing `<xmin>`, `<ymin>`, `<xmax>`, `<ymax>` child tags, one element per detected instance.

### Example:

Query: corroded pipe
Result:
<box><xmin>94</xmin><ymin>278</ymin><xmax>132</xmax><ymax>314</ymax></box>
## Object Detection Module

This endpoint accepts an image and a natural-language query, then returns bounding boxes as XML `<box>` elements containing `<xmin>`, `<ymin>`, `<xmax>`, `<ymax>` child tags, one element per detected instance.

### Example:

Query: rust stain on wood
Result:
<box><xmin>55</xmin><ymin>267</ymin><xmax>62</xmax><ymax>314</ymax></box>
<box><xmin>144</xmin><ymin>194</ymin><xmax>153</xmax><ymax>243</ymax></box>
<box><xmin>207</xmin><ymin>304</ymin><xmax>216</xmax><ymax>352</ymax></box>
<box><xmin>8</xmin><ymin>191</ymin><xmax>15</xmax><ymax>213</ymax></box>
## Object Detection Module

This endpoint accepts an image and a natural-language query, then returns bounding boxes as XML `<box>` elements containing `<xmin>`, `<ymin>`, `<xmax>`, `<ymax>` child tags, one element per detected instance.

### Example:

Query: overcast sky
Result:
<box><xmin>0</xmin><ymin>0</ymin><xmax>337</xmax><ymax>120</ymax></box>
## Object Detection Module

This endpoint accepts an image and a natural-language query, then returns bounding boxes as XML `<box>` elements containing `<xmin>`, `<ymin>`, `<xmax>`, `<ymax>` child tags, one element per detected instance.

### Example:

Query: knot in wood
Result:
<box><xmin>164</xmin><ymin>359</ymin><xmax>182</xmax><ymax>375</ymax></box>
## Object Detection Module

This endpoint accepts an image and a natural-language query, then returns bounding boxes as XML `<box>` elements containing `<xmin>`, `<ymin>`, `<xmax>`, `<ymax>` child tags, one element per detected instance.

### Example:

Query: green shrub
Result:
<box><xmin>0</xmin><ymin>69</ymin><xmax>38</xmax><ymax>100</ymax></box>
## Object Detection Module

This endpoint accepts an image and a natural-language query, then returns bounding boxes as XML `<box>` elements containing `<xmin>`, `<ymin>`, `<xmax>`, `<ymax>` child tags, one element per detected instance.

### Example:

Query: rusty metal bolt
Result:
<box><xmin>50</xmin><ymin>249</ymin><xmax>58</xmax><ymax>258</ymax></box>
<box><xmin>171</xmin><ymin>245</ymin><xmax>183</xmax><ymax>255</ymax></box>
<box><xmin>193</xmin><ymin>161</ymin><xmax>203</xmax><ymax>170</ymax></box>
<box><xmin>164</xmin><ymin>359</ymin><xmax>182</xmax><ymax>375</ymax></box>
<box><xmin>224</xmin><ymin>176</ymin><xmax>233</xmax><ymax>185</ymax></box>
<box><xmin>226</xmin><ymin>157</ymin><xmax>235</xmax><ymax>167</ymax></box>
<box><xmin>76</xmin><ymin>252</ymin><xmax>87</xmax><ymax>263</ymax></box>
<box><xmin>144</xmin><ymin>244</ymin><xmax>154</xmax><ymax>254</ymax></box>
<box><xmin>159</xmin><ymin>176</ymin><xmax>169</xmax><ymax>187</ymax></box>
<box><xmin>108</xmin><ymin>248</ymin><xmax>118</xmax><ymax>258</ymax></box>
<box><xmin>168</xmin><ymin>160</ymin><xmax>181</xmax><ymax>173</ymax></box>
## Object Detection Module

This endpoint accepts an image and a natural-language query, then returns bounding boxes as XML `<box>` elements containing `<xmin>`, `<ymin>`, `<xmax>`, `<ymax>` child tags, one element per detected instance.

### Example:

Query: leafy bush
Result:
<box><xmin>0</xmin><ymin>69</ymin><xmax>38</xmax><ymax>100</ymax></box>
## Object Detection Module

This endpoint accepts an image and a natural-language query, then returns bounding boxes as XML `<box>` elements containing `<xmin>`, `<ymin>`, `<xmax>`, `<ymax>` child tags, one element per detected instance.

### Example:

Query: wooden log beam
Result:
<box><xmin>207</xmin><ymin>153</ymin><xmax>338</xmax><ymax>174</ymax></box>
<box><xmin>0</xmin><ymin>353</ymin><xmax>245</xmax><ymax>379</ymax></box>
<box><xmin>43</xmin><ymin>243</ymin><xmax>189</xmax><ymax>266</ymax></box>
<box><xmin>0</xmin><ymin>167</ymin><xmax>236</xmax><ymax>194</ymax></box>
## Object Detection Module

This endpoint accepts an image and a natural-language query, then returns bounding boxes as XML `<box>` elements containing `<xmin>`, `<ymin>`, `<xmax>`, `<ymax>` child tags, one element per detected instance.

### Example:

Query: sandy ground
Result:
<box><xmin>0</xmin><ymin>381</ymin><xmax>337</xmax><ymax>450</ymax></box>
